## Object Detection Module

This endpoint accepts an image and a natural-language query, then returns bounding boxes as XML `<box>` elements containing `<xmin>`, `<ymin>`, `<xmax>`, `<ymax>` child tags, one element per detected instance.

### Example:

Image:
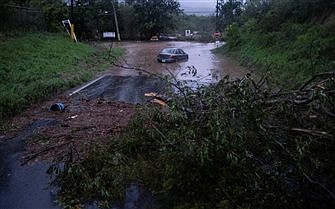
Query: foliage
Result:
<box><xmin>1</xmin><ymin>0</ymin><xmax>188</xmax><ymax>40</ymax></box>
<box><xmin>177</xmin><ymin>14</ymin><xmax>215</xmax><ymax>35</ymax></box>
<box><xmin>132</xmin><ymin>0</ymin><xmax>182</xmax><ymax>39</ymax></box>
<box><xmin>0</xmin><ymin>0</ymin><xmax>47</xmax><ymax>32</ymax></box>
<box><xmin>0</xmin><ymin>33</ymin><xmax>120</xmax><ymax>121</ymax></box>
<box><xmin>216</xmin><ymin>0</ymin><xmax>335</xmax><ymax>87</ymax></box>
<box><xmin>217</xmin><ymin>0</ymin><xmax>243</xmax><ymax>32</ymax></box>
<box><xmin>50</xmin><ymin>73</ymin><xmax>335</xmax><ymax>209</ymax></box>
<box><xmin>118</xmin><ymin>4</ymin><xmax>138</xmax><ymax>39</ymax></box>
<box><xmin>32</xmin><ymin>0</ymin><xmax>69</xmax><ymax>32</ymax></box>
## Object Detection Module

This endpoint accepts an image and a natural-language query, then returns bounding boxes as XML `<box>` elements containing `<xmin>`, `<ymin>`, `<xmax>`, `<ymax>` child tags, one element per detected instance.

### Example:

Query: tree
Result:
<box><xmin>177</xmin><ymin>14</ymin><xmax>215</xmax><ymax>34</ymax></box>
<box><xmin>118</xmin><ymin>4</ymin><xmax>138</xmax><ymax>39</ymax></box>
<box><xmin>132</xmin><ymin>0</ymin><xmax>182</xmax><ymax>39</ymax></box>
<box><xmin>217</xmin><ymin>0</ymin><xmax>243</xmax><ymax>31</ymax></box>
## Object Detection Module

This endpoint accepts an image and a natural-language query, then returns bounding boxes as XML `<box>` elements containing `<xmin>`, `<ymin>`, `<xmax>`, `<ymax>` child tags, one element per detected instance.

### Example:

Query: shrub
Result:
<box><xmin>50</xmin><ymin>73</ymin><xmax>335</xmax><ymax>209</ymax></box>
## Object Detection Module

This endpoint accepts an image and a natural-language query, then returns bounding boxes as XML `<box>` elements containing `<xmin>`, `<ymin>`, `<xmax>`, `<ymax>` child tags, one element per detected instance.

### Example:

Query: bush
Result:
<box><xmin>220</xmin><ymin>20</ymin><xmax>335</xmax><ymax>87</ymax></box>
<box><xmin>50</xmin><ymin>73</ymin><xmax>335</xmax><ymax>209</ymax></box>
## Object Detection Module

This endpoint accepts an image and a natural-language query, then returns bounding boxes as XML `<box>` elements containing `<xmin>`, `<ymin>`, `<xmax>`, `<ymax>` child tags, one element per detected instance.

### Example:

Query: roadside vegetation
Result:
<box><xmin>50</xmin><ymin>73</ymin><xmax>335</xmax><ymax>209</ymax></box>
<box><xmin>215</xmin><ymin>0</ymin><xmax>335</xmax><ymax>87</ymax></box>
<box><xmin>176</xmin><ymin>14</ymin><xmax>215</xmax><ymax>41</ymax></box>
<box><xmin>1</xmin><ymin>0</ymin><xmax>182</xmax><ymax>40</ymax></box>
<box><xmin>0</xmin><ymin>33</ymin><xmax>121</xmax><ymax>121</ymax></box>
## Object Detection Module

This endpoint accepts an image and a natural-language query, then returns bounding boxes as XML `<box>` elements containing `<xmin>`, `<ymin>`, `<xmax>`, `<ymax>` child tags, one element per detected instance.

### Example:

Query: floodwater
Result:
<box><xmin>0</xmin><ymin>41</ymin><xmax>247</xmax><ymax>209</ymax></box>
<box><xmin>105</xmin><ymin>41</ymin><xmax>247</xmax><ymax>81</ymax></box>
<box><xmin>75</xmin><ymin>41</ymin><xmax>248</xmax><ymax>102</ymax></box>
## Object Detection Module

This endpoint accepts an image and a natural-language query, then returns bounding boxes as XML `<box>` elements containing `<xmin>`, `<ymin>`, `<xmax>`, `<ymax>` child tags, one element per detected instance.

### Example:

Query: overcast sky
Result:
<box><xmin>178</xmin><ymin>0</ymin><xmax>216</xmax><ymax>8</ymax></box>
<box><xmin>178</xmin><ymin>0</ymin><xmax>217</xmax><ymax>15</ymax></box>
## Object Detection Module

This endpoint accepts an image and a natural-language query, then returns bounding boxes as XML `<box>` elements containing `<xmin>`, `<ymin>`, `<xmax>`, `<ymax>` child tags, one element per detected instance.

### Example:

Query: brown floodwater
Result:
<box><xmin>103</xmin><ymin>41</ymin><xmax>248</xmax><ymax>82</ymax></box>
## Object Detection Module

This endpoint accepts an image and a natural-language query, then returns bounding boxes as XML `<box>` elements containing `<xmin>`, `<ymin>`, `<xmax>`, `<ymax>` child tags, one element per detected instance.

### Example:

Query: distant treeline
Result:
<box><xmin>2</xmin><ymin>0</ymin><xmax>206</xmax><ymax>40</ymax></box>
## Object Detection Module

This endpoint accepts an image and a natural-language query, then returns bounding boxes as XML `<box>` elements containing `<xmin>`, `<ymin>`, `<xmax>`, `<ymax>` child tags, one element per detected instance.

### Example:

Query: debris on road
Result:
<box><xmin>65</xmin><ymin>115</ymin><xmax>78</xmax><ymax>120</ymax></box>
<box><xmin>145</xmin><ymin>92</ymin><xmax>168</xmax><ymax>106</ymax></box>
<box><xmin>7</xmin><ymin>95</ymin><xmax>136</xmax><ymax>163</ymax></box>
<box><xmin>49</xmin><ymin>103</ymin><xmax>65</xmax><ymax>111</ymax></box>
<box><xmin>152</xmin><ymin>98</ymin><xmax>167</xmax><ymax>106</ymax></box>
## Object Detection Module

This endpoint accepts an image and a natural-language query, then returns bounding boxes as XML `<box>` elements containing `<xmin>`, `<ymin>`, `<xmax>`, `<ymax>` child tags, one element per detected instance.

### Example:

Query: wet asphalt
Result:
<box><xmin>0</xmin><ymin>41</ymin><xmax>246</xmax><ymax>209</ymax></box>
<box><xmin>73</xmin><ymin>75</ymin><xmax>168</xmax><ymax>103</ymax></box>
<box><xmin>0</xmin><ymin>120</ymin><xmax>59</xmax><ymax>209</ymax></box>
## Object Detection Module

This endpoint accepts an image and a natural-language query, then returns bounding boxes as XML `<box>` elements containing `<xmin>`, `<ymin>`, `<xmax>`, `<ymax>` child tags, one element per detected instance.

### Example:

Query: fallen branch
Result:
<box><xmin>299</xmin><ymin>71</ymin><xmax>335</xmax><ymax>91</ymax></box>
<box><xmin>22</xmin><ymin>141</ymin><xmax>72</xmax><ymax>165</ymax></box>
<box><xmin>267</xmin><ymin>125</ymin><xmax>334</xmax><ymax>139</ymax></box>
<box><xmin>290</xmin><ymin>128</ymin><xmax>334</xmax><ymax>139</ymax></box>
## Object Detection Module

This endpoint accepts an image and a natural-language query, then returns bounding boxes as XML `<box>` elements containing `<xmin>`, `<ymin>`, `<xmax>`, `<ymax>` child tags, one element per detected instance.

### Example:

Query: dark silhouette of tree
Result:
<box><xmin>217</xmin><ymin>0</ymin><xmax>243</xmax><ymax>32</ymax></box>
<box><xmin>132</xmin><ymin>0</ymin><xmax>182</xmax><ymax>39</ymax></box>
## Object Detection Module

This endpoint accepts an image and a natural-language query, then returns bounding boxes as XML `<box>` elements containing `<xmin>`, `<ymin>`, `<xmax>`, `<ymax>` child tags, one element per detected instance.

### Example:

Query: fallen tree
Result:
<box><xmin>49</xmin><ymin>71</ymin><xmax>335</xmax><ymax>209</ymax></box>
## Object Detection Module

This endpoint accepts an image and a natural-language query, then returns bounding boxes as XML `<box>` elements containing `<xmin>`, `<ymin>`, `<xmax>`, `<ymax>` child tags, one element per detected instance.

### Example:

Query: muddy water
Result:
<box><xmin>79</xmin><ymin>41</ymin><xmax>248</xmax><ymax>101</ymax></box>
<box><xmin>104</xmin><ymin>41</ymin><xmax>247</xmax><ymax>82</ymax></box>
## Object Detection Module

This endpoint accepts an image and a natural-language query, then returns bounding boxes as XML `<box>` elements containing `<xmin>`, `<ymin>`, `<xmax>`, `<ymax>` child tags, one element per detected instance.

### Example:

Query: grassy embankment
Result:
<box><xmin>214</xmin><ymin>18</ymin><xmax>335</xmax><ymax>87</ymax></box>
<box><xmin>0</xmin><ymin>33</ymin><xmax>122</xmax><ymax>122</ymax></box>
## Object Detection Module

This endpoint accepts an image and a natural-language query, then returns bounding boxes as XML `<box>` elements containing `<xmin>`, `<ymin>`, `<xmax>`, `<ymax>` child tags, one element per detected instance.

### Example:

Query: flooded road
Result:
<box><xmin>105</xmin><ymin>41</ymin><xmax>247</xmax><ymax>82</ymax></box>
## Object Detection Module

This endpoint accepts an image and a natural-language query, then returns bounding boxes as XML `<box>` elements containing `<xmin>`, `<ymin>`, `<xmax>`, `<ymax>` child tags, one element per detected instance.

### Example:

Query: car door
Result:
<box><xmin>178</xmin><ymin>49</ymin><xmax>187</xmax><ymax>60</ymax></box>
<box><xmin>172</xmin><ymin>49</ymin><xmax>179</xmax><ymax>60</ymax></box>
<box><xmin>176</xmin><ymin>49</ymin><xmax>183</xmax><ymax>60</ymax></box>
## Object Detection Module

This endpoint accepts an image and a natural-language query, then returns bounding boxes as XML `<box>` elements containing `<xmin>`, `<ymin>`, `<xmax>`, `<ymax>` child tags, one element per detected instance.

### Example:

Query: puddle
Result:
<box><xmin>72</xmin><ymin>75</ymin><xmax>169</xmax><ymax>104</ymax></box>
<box><xmin>0</xmin><ymin>119</ymin><xmax>59</xmax><ymax>209</ymax></box>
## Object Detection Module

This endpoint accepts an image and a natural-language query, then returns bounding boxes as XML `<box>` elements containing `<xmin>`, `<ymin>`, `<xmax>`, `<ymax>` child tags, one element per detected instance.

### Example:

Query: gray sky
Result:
<box><xmin>178</xmin><ymin>0</ymin><xmax>217</xmax><ymax>15</ymax></box>
<box><xmin>178</xmin><ymin>0</ymin><xmax>216</xmax><ymax>7</ymax></box>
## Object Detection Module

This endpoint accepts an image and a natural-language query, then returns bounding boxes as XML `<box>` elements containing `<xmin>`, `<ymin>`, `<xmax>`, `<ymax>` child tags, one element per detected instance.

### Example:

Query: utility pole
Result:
<box><xmin>71</xmin><ymin>0</ymin><xmax>74</xmax><ymax>23</ymax></box>
<box><xmin>70</xmin><ymin>0</ymin><xmax>75</xmax><ymax>41</ymax></box>
<box><xmin>112</xmin><ymin>0</ymin><xmax>121</xmax><ymax>41</ymax></box>
<box><xmin>216</xmin><ymin>0</ymin><xmax>219</xmax><ymax>32</ymax></box>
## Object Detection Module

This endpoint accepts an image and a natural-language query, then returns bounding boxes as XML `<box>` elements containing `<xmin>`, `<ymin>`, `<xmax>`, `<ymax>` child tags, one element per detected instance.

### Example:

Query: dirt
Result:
<box><xmin>5</xmin><ymin>94</ymin><xmax>136</xmax><ymax>163</ymax></box>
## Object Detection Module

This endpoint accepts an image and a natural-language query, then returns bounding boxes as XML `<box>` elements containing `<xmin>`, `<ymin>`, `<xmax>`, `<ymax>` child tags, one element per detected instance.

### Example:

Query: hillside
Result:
<box><xmin>0</xmin><ymin>33</ymin><xmax>119</xmax><ymax>121</ymax></box>
<box><xmin>215</xmin><ymin>0</ymin><xmax>335</xmax><ymax>87</ymax></box>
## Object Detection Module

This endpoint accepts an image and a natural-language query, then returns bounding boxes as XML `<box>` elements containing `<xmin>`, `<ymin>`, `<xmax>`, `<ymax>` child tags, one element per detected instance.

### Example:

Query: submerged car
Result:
<box><xmin>157</xmin><ymin>48</ymin><xmax>188</xmax><ymax>63</ymax></box>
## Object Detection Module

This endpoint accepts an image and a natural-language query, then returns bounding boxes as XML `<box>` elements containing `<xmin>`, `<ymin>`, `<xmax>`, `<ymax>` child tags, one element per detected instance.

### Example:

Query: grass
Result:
<box><xmin>0</xmin><ymin>33</ymin><xmax>121</xmax><ymax>122</ymax></box>
<box><xmin>214</xmin><ymin>21</ymin><xmax>335</xmax><ymax>87</ymax></box>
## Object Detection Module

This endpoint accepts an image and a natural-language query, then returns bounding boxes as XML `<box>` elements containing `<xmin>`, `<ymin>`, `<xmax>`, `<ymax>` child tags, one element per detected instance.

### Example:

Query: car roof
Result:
<box><xmin>160</xmin><ymin>48</ymin><xmax>183</xmax><ymax>53</ymax></box>
<box><xmin>162</xmin><ymin>47</ymin><xmax>178</xmax><ymax>50</ymax></box>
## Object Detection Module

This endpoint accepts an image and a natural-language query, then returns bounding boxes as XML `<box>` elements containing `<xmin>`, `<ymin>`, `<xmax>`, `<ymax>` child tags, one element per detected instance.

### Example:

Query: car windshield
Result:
<box><xmin>160</xmin><ymin>48</ymin><xmax>175</xmax><ymax>54</ymax></box>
